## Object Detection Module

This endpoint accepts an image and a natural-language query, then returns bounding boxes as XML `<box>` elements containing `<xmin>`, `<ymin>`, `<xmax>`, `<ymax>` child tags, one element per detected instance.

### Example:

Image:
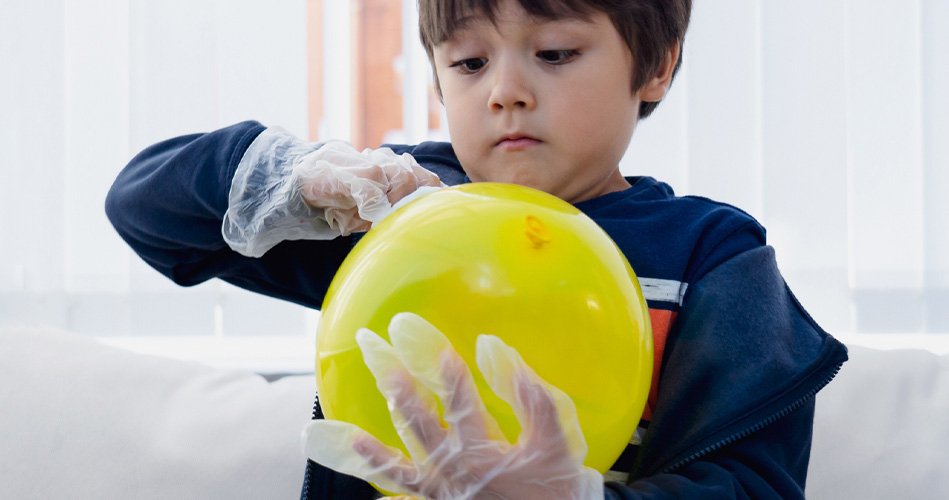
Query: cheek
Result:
<box><xmin>441</xmin><ymin>82</ymin><xmax>470</xmax><ymax>131</ymax></box>
<box><xmin>443</xmin><ymin>103</ymin><xmax>482</xmax><ymax>175</ymax></box>
<box><xmin>445</xmin><ymin>104</ymin><xmax>473</xmax><ymax>150</ymax></box>
<box><xmin>555</xmin><ymin>83</ymin><xmax>636</xmax><ymax>149</ymax></box>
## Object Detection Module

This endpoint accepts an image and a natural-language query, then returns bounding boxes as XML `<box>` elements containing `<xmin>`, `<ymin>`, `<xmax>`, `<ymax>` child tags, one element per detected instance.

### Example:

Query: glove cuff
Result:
<box><xmin>222</xmin><ymin>126</ymin><xmax>333</xmax><ymax>257</ymax></box>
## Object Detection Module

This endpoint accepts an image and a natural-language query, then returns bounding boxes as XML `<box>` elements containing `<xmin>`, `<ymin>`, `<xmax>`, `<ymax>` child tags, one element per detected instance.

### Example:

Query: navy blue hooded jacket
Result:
<box><xmin>106</xmin><ymin>121</ymin><xmax>848</xmax><ymax>499</ymax></box>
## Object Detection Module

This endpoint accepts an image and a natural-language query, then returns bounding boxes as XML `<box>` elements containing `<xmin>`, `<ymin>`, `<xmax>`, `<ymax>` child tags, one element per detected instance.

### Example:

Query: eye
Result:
<box><xmin>449</xmin><ymin>57</ymin><xmax>488</xmax><ymax>74</ymax></box>
<box><xmin>537</xmin><ymin>49</ymin><xmax>580</xmax><ymax>65</ymax></box>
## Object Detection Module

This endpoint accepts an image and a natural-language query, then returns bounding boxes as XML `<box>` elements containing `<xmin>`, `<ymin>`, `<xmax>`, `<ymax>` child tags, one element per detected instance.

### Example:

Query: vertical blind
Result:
<box><xmin>1</xmin><ymin>0</ymin><xmax>947</xmax><ymax>369</ymax></box>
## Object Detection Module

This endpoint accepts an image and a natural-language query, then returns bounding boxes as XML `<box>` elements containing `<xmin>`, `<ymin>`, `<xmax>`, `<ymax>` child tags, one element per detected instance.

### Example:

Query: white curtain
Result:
<box><xmin>627</xmin><ymin>0</ymin><xmax>948</xmax><ymax>346</ymax></box>
<box><xmin>0</xmin><ymin>0</ymin><xmax>314</xmax><ymax>370</ymax></box>
<box><xmin>1</xmin><ymin>0</ymin><xmax>947</xmax><ymax>367</ymax></box>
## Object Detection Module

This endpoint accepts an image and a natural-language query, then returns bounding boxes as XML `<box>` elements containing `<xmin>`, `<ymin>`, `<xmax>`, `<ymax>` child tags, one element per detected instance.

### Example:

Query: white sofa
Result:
<box><xmin>2</xmin><ymin>326</ymin><xmax>947</xmax><ymax>499</ymax></box>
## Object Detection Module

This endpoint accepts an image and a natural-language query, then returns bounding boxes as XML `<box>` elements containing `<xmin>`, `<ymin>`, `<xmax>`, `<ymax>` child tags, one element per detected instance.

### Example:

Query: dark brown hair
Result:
<box><xmin>418</xmin><ymin>0</ymin><xmax>691</xmax><ymax>119</ymax></box>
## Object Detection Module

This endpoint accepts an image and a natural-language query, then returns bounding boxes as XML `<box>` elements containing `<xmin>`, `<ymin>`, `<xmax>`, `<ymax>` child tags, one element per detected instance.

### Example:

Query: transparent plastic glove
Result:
<box><xmin>222</xmin><ymin>127</ymin><xmax>443</xmax><ymax>257</ymax></box>
<box><xmin>302</xmin><ymin>313</ymin><xmax>604</xmax><ymax>500</ymax></box>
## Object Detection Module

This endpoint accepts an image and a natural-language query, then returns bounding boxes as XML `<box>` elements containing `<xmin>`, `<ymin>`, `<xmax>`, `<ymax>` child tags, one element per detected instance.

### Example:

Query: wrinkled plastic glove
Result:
<box><xmin>302</xmin><ymin>313</ymin><xmax>604</xmax><ymax>500</ymax></box>
<box><xmin>294</xmin><ymin>141</ymin><xmax>444</xmax><ymax>233</ymax></box>
<box><xmin>223</xmin><ymin>127</ymin><xmax>443</xmax><ymax>257</ymax></box>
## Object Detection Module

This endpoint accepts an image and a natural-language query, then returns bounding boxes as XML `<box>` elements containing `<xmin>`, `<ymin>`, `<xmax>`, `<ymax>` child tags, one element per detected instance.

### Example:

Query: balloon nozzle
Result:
<box><xmin>524</xmin><ymin>215</ymin><xmax>551</xmax><ymax>247</ymax></box>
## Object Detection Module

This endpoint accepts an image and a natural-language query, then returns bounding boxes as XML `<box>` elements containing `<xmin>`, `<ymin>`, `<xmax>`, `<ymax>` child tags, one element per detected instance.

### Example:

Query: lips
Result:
<box><xmin>495</xmin><ymin>133</ymin><xmax>541</xmax><ymax>150</ymax></box>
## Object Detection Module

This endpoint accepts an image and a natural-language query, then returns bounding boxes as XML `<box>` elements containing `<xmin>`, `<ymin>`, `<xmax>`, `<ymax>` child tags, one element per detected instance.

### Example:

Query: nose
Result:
<box><xmin>487</xmin><ymin>56</ymin><xmax>536</xmax><ymax>112</ymax></box>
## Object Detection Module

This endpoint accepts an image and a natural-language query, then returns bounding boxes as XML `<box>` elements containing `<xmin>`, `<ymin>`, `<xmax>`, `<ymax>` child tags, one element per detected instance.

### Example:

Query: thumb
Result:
<box><xmin>370</xmin><ymin>185</ymin><xmax>444</xmax><ymax>228</ymax></box>
<box><xmin>301</xmin><ymin>420</ymin><xmax>416</xmax><ymax>495</ymax></box>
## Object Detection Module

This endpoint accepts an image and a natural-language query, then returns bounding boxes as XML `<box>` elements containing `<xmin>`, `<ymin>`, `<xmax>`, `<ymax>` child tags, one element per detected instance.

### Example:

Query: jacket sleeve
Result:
<box><xmin>105</xmin><ymin>121</ymin><xmax>354</xmax><ymax>309</ymax></box>
<box><xmin>603</xmin><ymin>399</ymin><xmax>815</xmax><ymax>499</ymax></box>
<box><xmin>604</xmin><ymin>245</ymin><xmax>848</xmax><ymax>499</ymax></box>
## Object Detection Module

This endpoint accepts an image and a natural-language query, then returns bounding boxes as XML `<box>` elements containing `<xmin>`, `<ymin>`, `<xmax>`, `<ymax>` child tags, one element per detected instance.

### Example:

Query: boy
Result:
<box><xmin>106</xmin><ymin>0</ymin><xmax>848</xmax><ymax>498</ymax></box>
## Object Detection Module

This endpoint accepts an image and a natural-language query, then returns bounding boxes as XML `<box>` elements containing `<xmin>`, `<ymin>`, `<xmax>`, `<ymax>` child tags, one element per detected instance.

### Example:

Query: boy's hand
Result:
<box><xmin>302</xmin><ymin>313</ymin><xmax>604</xmax><ymax>500</ymax></box>
<box><xmin>224</xmin><ymin>132</ymin><xmax>444</xmax><ymax>258</ymax></box>
<box><xmin>295</xmin><ymin>141</ymin><xmax>444</xmax><ymax>235</ymax></box>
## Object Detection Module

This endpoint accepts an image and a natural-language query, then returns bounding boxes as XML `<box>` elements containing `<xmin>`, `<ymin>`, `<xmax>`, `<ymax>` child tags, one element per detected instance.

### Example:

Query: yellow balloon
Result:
<box><xmin>315</xmin><ymin>183</ymin><xmax>652</xmax><ymax>474</ymax></box>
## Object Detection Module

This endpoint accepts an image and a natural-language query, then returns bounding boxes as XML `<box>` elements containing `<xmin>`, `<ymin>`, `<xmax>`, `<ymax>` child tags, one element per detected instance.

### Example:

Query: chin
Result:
<box><xmin>497</xmin><ymin>175</ymin><xmax>547</xmax><ymax>192</ymax></box>
<box><xmin>493</xmin><ymin>165</ymin><xmax>546</xmax><ymax>186</ymax></box>
<box><xmin>465</xmin><ymin>157</ymin><xmax>558</xmax><ymax>193</ymax></box>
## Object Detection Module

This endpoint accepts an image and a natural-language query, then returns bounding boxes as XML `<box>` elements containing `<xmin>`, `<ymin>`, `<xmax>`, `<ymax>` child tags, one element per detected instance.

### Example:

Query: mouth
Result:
<box><xmin>495</xmin><ymin>133</ymin><xmax>542</xmax><ymax>151</ymax></box>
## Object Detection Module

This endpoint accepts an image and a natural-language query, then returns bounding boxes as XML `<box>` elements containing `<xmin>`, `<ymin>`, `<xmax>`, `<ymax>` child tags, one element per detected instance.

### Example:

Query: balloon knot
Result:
<box><xmin>524</xmin><ymin>215</ymin><xmax>551</xmax><ymax>248</ymax></box>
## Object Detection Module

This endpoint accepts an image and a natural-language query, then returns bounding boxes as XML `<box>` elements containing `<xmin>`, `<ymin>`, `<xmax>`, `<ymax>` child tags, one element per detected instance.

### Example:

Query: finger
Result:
<box><xmin>513</xmin><ymin>376</ymin><xmax>570</xmax><ymax>451</ymax></box>
<box><xmin>389</xmin><ymin>369</ymin><xmax>452</xmax><ymax>459</ymax></box>
<box><xmin>302</xmin><ymin>420</ymin><xmax>417</xmax><ymax>496</ymax></box>
<box><xmin>356</xmin><ymin>329</ymin><xmax>448</xmax><ymax>460</ymax></box>
<box><xmin>297</xmin><ymin>161</ymin><xmax>376</xmax><ymax>234</ymax></box>
<box><xmin>317</xmin><ymin>141</ymin><xmax>378</xmax><ymax>176</ymax></box>
<box><xmin>350</xmin><ymin>173</ymin><xmax>391</xmax><ymax>222</ymax></box>
<box><xmin>298</xmin><ymin>143</ymin><xmax>369</xmax><ymax>204</ymax></box>
<box><xmin>352</xmin><ymin>433</ymin><xmax>423</xmax><ymax>495</ymax></box>
<box><xmin>303</xmin><ymin>156</ymin><xmax>388</xmax><ymax>221</ymax></box>
<box><xmin>475</xmin><ymin>334</ymin><xmax>588</xmax><ymax>459</ymax></box>
<box><xmin>300</xmin><ymin>173</ymin><xmax>354</xmax><ymax>209</ymax></box>
<box><xmin>383</xmin><ymin>186</ymin><xmax>446</xmax><ymax>220</ymax></box>
<box><xmin>382</xmin><ymin>163</ymin><xmax>420</xmax><ymax>205</ymax></box>
<box><xmin>388</xmin><ymin>313</ymin><xmax>505</xmax><ymax>444</ymax></box>
<box><xmin>383</xmin><ymin>156</ymin><xmax>442</xmax><ymax>205</ymax></box>
<box><xmin>324</xmin><ymin>206</ymin><xmax>369</xmax><ymax>236</ymax></box>
<box><xmin>410</xmin><ymin>163</ymin><xmax>446</xmax><ymax>188</ymax></box>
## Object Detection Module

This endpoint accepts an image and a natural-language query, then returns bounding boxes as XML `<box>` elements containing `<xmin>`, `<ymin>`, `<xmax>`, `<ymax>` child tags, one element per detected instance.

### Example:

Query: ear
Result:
<box><xmin>640</xmin><ymin>43</ymin><xmax>681</xmax><ymax>102</ymax></box>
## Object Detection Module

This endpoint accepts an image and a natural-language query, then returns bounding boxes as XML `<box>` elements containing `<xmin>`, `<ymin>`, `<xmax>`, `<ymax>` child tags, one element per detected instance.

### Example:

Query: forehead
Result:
<box><xmin>434</xmin><ymin>0</ymin><xmax>597</xmax><ymax>42</ymax></box>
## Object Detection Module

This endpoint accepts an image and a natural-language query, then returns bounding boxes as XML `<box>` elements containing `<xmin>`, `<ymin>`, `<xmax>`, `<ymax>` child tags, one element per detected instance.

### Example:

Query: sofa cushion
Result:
<box><xmin>0</xmin><ymin>326</ymin><xmax>315</xmax><ymax>500</ymax></box>
<box><xmin>3</xmin><ymin>326</ymin><xmax>947</xmax><ymax>499</ymax></box>
<box><xmin>807</xmin><ymin>345</ymin><xmax>949</xmax><ymax>499</ymax></box>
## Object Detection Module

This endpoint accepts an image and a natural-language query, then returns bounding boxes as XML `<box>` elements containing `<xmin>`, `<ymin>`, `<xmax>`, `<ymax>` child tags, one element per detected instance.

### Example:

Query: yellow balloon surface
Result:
<box><xmin>315</xmin><ymin>183</ymin><xmax>652</xmax><ymax>474</ymax></box>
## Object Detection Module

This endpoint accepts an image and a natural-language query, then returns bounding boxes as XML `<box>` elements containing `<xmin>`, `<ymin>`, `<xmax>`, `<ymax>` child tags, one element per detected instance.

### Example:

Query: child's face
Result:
<box><xmin>432</xmin><ymin>0</ymin><xmax>669</xmax><ymax>203</ymax></box>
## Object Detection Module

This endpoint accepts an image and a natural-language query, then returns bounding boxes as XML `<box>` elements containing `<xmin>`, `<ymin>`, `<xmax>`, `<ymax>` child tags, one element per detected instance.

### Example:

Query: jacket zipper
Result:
<box><xmin>660</xmin><ymin>360</ymin><xmax>845</xmax><ymax>475</ymax></box>
<box><xmin>301</xmin><ymin>394</ymin><xmax>324</xmax><ymax>500</ymax></box>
